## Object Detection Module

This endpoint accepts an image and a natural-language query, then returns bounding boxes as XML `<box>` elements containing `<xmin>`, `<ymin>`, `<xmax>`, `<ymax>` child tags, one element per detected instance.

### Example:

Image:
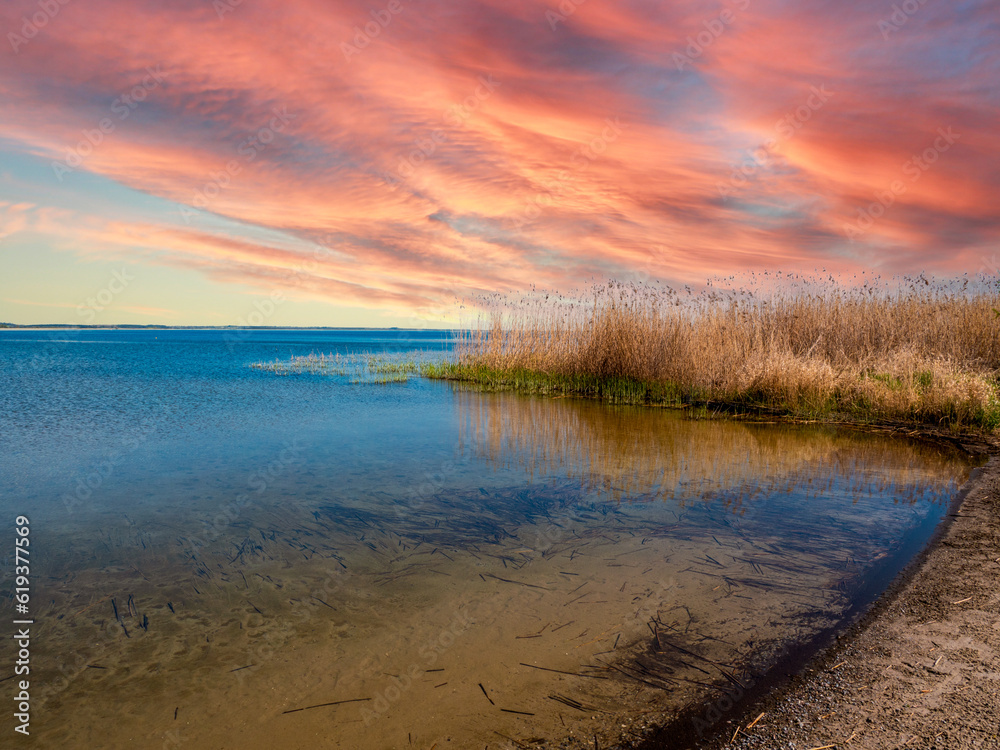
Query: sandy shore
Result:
<box><xmin>629</xmin><ymin>436</ymin><xmax>1000</xmax><ymax>750</ymax></box>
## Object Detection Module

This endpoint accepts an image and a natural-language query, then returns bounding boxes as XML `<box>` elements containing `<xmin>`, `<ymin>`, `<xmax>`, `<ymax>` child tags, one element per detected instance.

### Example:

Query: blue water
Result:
<box><xmin>0</xmin><ymin>328</ymin><xmax>456</xmax><ymax>521</ymax></box>
<box><xmin>0</xmin><ymin>328</ymin><xmax>982</xmax><ymax>748</ymax></box>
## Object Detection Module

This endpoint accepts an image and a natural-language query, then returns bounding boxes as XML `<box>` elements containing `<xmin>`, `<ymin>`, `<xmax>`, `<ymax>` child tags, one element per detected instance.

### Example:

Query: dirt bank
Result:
<box><xmin>634</xmin><ymin>439</ymin><xmax>1000</xmax><ymax>750</ymax></box>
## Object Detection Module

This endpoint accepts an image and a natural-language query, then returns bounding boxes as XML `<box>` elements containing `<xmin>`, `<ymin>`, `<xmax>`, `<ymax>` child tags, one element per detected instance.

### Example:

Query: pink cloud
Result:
<box><xmin>0</xmin><ymin>0</ymin><xmax>996</xmax><ymax>321</ymax></box>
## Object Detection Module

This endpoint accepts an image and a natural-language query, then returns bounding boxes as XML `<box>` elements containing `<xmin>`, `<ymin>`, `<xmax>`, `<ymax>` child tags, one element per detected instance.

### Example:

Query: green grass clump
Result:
<box><xmin>252</xmin><ymin>351</ymin><xmax>423</xmax><ymax>384</ymax></box>
<box><xmin>424</xmin><ymin>363</ymin><xmax>687</xmax><ymax>404</ymax></box>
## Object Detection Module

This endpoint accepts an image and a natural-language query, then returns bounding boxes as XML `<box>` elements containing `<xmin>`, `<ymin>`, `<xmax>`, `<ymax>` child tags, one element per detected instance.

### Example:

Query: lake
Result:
<box><xmin>0</xmin><ymin>329</ymin><xmax>981</xmax><ymax>748</ymax></box>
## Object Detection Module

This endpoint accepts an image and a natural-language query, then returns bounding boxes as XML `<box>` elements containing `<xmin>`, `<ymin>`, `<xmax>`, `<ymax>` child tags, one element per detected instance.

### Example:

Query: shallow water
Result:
<box><xmin>0</xmin><ymin>329</ymin><xmax>981</xmax><ymax>748</ymax></box>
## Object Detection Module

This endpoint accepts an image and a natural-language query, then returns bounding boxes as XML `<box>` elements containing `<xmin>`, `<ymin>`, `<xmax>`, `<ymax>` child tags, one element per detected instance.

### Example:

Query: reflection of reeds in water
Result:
<box><xmin>455</xmin><ymin>389</ymin><xmax>974</xmax><ymax>507</ymax></box>
<box><xmin>249</xmin><ymin>351</ymin><xmax>422</xmax><ymax>384</ymax></box>
<box><xmin>437</xmin><ymin>390</ymin><xmax>981</xmax><ymax>709</ymax></box>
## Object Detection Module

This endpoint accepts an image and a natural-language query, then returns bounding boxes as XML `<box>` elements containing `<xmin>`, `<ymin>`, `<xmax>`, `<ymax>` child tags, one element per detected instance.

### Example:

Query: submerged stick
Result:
<box><xmin>548</xmin><ymin>694</ymin><xmax>589</xmax><ymax>711</ymax></box>
<box><xmin>282</xmin><ymin>698</ymin><xmax>370</xmax><ymax>714</ymax></box>
<box><xmin>482</xmin><ymin>573</ymin><xmax>549</xmax><ymax>590</ymax></box>
<box><xmin>519</xmin><ymin>663</ymin><xmax>608</xmax><ymax>680</ymax></box>
<box><xmin>479</xmin><ymin>683</ymin><xmax>495</xmax><ymax>705</ymax></box>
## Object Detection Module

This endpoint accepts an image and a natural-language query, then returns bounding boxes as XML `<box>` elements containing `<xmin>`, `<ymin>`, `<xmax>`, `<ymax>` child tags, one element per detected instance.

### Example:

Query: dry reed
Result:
<box><xmin>430</xmin><ymin>273</ymin><xmax>1000</xmax><ymax>431</ymax></box>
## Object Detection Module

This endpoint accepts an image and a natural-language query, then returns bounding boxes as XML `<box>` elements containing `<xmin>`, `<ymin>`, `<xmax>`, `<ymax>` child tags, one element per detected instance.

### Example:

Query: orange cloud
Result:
<box><xmin>0</xmin><ymin>0</ymin><xmax>996</xmax><ymax>322</ymax></box>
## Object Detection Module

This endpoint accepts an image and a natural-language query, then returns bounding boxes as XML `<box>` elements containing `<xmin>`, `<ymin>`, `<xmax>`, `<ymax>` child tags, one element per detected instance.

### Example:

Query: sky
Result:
<box><xmin>0</xmin><ymin>0</ymin><xmax>997</xmax><ymax>327</ymax></box>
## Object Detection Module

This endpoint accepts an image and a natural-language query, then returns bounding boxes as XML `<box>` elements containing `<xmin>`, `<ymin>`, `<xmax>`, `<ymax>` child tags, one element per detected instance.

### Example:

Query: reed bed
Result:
<box><xmin>427</xmin><ymin>273</ymin><xmax>1000</xmax><ymax>432</ymax></box>
<box><xmin>250</xmin><ymin>351</ymin><xmax>420</xmax><ymax>384</ymax></box>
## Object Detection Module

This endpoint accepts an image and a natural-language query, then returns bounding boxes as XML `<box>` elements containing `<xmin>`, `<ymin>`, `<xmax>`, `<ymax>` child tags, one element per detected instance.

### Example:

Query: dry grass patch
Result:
<box><xmin>428</xmin><ymin>274</ymin><xmax>1000</xmax><ymax>432</ymax></box>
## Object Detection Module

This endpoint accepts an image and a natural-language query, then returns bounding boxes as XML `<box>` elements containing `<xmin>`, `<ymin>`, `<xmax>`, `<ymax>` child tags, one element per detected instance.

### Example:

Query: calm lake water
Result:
<box><xmin>0</xmin><ymin>329</ymin><xmax>982</xmax><ymax>748</ymax></box>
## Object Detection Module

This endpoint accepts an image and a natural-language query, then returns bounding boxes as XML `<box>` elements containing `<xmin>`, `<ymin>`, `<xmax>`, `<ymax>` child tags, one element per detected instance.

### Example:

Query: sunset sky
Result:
<box><xmin>1</xmin><ymin>0</ymin><xmax>997</xmax><ymax>326</ymax></box>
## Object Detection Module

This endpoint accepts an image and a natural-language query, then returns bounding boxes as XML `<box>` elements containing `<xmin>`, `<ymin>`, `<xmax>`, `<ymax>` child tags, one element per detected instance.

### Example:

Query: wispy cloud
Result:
<box><xmin>1</xmin><ymin>0</ymin><xmax>997</xmax><ymax>322</ymax></box>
